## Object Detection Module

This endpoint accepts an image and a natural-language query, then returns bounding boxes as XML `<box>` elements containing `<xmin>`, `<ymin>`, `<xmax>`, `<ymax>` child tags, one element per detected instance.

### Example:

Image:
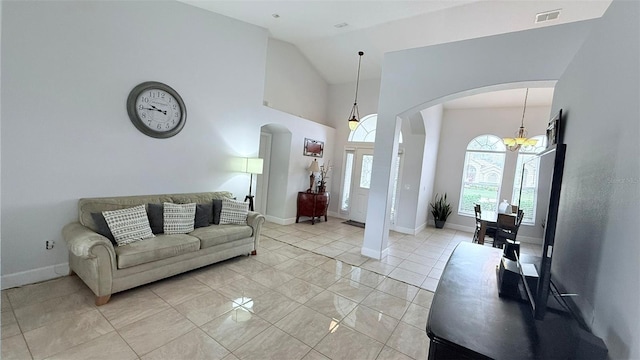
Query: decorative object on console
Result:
<box><xmin>307</xmin><ymin>159</ymin><xmax>320</xmax><ymax>192</ymax></box>
<box><xmin>430</xmin><ymin>193</ymin><xmax>452</xmax><ymax>229</ymax></box>
<box><xmin>126</xmin><ymin>81</ymin><xmax>186</xmax><ymax>138</ymax></box>
<box><xmin>220</xmin><ymin>198</ymin><xmax>249</xmax><ymax>225</ymax></box>
<box><xmin>240</xmin><ymin>157</ymin><xmax>263</xmax><ymax>211</ymax></box>
<box><xmin>102</xmin><ymin>205</ymin><xmax>155</xmax><ymax>246</ymax></box>
<box><xmin>163</xmin><ymin>202</ymin><xmax>196</xmax><ymax>234</ymax></box>
<box><xmin>347</xmin><ymin>51</ymin><xmax>364</xmax><ymax>131</ymax></box>
<box><xmin>317</xmin><ymin>160</ymin><xmax>332</xmax><ymax>194</ymax></box>
<box><xmin>304</xmin><ymin>138</ymin><xmax>324</xmax><ymax>157</ymax></box>
<box><xmin>503</xmin><ymin>88</ymin><xmax>538</xmax><ymax>151</ymax></box>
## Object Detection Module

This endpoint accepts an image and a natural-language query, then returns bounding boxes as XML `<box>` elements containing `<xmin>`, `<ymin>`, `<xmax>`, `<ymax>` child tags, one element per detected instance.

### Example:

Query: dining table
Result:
<box><xmin>477</xmin><ymin>211</ymin><xmax>517</xmax><ymax>245</ymax></box>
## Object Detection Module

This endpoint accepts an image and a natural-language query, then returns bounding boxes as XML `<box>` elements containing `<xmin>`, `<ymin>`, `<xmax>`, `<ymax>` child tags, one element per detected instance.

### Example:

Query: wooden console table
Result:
<box><xmin>426</xmin><ymin>242</ymin><xmax>606</xmax><ymax>359</ymax></box>
<box><xmin>296</xmin><ymin>192</ymin><xmax>328</xmax><ymax>225</ymax></box>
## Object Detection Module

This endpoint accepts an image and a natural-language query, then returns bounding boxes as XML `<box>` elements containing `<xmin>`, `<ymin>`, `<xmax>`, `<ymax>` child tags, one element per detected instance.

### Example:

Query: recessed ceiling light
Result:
<box><xmin>535</xmin><ymin>9</ymin><xmax>561</xmax><ymax>23</ymax></box>
<box><xmin>334</xmin><ymin>23</ymin><xmax>349</xmax><ymax>28</ymax></box>
<box><xmin>272</xmin><ymin>13</ymin><xmax>280</xmax><ymax>19</ymax></box>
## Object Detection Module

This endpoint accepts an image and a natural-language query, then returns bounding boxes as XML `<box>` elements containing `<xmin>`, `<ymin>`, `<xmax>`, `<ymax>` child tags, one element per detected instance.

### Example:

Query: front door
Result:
<box><xmin>349</xmin><ymin>148</ymin><xmax>374</xmax><ymax>223</ymax></box>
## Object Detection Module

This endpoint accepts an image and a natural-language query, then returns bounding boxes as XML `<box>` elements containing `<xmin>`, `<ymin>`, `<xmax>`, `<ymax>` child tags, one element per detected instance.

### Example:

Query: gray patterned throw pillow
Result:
<box><xmin>102</xmin><ymin>205</ymin><xmax>155</xmax><ymax>246</ymax></box>
<box><xmin>163</xmin><ymin>202</ymin><xmax>196</xmax><ymax>234</ymax></box>
<box><xmin>219</xmin><ymin>198</ymin><xmax>248</xmax><ymax>225</ymax></box>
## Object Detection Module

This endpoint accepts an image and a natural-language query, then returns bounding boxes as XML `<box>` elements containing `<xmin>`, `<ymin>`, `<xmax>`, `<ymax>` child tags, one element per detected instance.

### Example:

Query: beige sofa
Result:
<box><xmin>62</xmin><ymin>192</ymin><xmax>264</xmax><ymax>306</ymax></box>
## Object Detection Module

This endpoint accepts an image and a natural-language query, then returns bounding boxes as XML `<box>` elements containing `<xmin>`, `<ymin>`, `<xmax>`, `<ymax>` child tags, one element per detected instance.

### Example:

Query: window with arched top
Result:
<box><xmin>511</xmin><ymin>135</ymin><xmax>546</xmax><ymax>224</ymax></box>
<box><xmin>459</xmin><ymin>135</ymin><xmax>506</xmax><ymax>215</ymax></box>
<box><xmin>348</xmin><ymin>114</ymin><xmax>403</xmax><ymax>143</ymax></box>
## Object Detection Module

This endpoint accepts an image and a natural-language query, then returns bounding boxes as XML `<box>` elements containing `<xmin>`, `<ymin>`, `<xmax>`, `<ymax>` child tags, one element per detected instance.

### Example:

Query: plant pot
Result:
<box><xmin>435</xmin><ymin>220</ymin><xmax>446</xmax><ymax>229</ymax></box>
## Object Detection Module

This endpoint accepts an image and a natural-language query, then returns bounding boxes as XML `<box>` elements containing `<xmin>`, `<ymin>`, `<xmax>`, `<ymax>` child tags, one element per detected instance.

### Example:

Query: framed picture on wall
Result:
<box><xmin>546</xmin><ymin>109</ymin><xmax>562</xmax><ymax>149</ymax></box>
<box><xmin>304</xmin><ymin>138</ymin><xmax>324</xmax><ymax>158</ymax></box>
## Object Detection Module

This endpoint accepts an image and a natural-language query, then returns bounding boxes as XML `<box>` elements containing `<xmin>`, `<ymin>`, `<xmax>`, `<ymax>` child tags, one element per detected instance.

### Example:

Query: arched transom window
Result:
<box><xmin>348</xmin><ymin>114</ymin><xmax>403</xmax><ymax>143</ymax></box>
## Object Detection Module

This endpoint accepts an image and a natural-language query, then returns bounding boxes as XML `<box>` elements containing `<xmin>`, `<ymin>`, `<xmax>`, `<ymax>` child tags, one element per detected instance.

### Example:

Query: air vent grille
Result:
<box><xmin>536</xmin><ymin>9</ymin><xmax>561</xmax><ymax>23</ymax></box>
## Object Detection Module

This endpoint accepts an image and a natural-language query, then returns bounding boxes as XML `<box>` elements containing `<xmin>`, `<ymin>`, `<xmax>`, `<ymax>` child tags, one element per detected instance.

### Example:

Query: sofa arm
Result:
<box><xmin>62</xmin><ymin>222</ymin><xmax>116</xmax><ymax>264</ymax></box>
<box><xmin>246</xmin><ymin>211</ymin><xmax>266</xmax><ymax>251</ymax></box>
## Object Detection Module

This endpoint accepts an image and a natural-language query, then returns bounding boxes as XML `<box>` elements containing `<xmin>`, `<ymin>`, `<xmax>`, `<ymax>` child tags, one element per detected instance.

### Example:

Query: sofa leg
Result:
<box><xmin>95</xmin><ymin>295</ymin><xmax>111</xmax><ymax>306</ymax></box>
<box><xmin>251</xmin><ymin>250</ymin><xmax>257</xmax><ymax>255</ymax></box>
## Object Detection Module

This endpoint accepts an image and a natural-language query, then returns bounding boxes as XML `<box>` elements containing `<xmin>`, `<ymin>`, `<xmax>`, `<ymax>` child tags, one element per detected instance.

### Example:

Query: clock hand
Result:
<box><xmin>148</xmin><ymin>105</ymin><xmax>167</xmax><ymax>115</ymax></box>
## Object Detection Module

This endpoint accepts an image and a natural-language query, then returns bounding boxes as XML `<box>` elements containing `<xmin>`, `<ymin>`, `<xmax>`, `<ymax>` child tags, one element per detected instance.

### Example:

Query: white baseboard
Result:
<box><xmin>327</xmin><ymin>211</ymin><xmax>348</xmax><ymax>220</ymax></box>
<box><xmin>2</xmin><ymin>263</ymin><xmax>69</xmax><ymax>290</ymax></box>
<box><xmin>264</xmin><ymin>215</ymin><xmax>296</xmax><ymax>225</ymax></box>
<box><xmin>360</xmin><ymin>246</ymin><xmax>389</xmax><ymax>260</ymax></box>
<box><xmin>391</xmin><ymin>222</ymin><xmax>427</xmax><ymax>235</ymax></box>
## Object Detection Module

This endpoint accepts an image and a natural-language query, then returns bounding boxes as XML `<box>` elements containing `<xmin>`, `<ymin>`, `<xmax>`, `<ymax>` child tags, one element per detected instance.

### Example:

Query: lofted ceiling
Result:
<box><xmin>179</xmin><ymin>0</ymin><xmax>611</xmax><ymax>107</ymax></box>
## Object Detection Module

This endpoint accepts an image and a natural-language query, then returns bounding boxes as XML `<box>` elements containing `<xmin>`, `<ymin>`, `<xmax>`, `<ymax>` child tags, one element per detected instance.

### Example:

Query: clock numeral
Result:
<box><xmin>138</xmin><ymin>105</ymin><xmax>143</xmax><ymax>110</ymax></box>
<box><xmin>142</xmin><ymin>97</ymin><xmax>149</xmax><ymax>103</ymax></box>
<box><xmin>141</xmin><ymin>112</ymin><xmax>146</xmax><ymax>118</ymax></box>
<box><xmin>174</xmin><ymin>112</ymin><xmax>179</xmax><ymax>118</ymax></box>
<box><xmin>157</xmin><ymin>124</ymin><xmax>162</xmax><ymax>130</ymax></box>
<box><xmin>172</xmin><ymin>104</ymin><xmax>177</xmax><ymax>110</ymax></box>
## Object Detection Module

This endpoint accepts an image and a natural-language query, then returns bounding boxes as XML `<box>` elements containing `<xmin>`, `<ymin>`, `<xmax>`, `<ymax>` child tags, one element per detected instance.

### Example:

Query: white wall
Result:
<box><xmin>365</xmin><ymin>20</ymin><xmax>595</xmax><ymax>258</ymax></box>
<box><xmin>0</xmin><ymin>1</ymin><xmax>335</xmax><ymax>286</ymax></box>
<box><xmin>550</xmin><ymin>1</ymin><xmax>639</xmax><ymax>357</ymax></box>
<box><xmin>264</xmin><ymin>38</ymin><xmax>329</xmax><ymax>125</ymax></box>
<box><xmin>434</xmin><ymin>105</ymin><xmax>551</xmax><ymax>240</ymax></box>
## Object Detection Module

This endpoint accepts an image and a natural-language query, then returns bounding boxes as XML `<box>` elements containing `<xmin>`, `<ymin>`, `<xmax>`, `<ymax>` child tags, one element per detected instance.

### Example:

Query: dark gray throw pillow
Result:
<box><xmin>90</xmin><ymin>212</ymin><xmax>116</xmax><ymax>245</ymax></box>
<box><xmin>147</xmin><ymin>203</ymin><xmax>164</xmax><ymax>234</ymax></box>
<box><xmin>195</xmin><ymin>203</ymin><xmax>213</xmax><ymax>228</ymax></box>
<box><xmin>212</xmin><ymin>199</ymin><xmax>223</xmax><ymax>225</ymax></box>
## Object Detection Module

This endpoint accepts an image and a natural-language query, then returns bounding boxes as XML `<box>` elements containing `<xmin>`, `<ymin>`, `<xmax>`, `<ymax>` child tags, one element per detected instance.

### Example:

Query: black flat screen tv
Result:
<box><xmin>519</xmin><ymin>110</ymin><xmax>566</xmax><ymax>320</ymax></box>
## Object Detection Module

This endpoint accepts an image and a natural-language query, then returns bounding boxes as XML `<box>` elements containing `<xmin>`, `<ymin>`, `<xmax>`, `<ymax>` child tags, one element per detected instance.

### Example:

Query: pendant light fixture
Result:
<box><xmin>503</xmin><ymin>88</ymin><xmax>538</xmax><ymax>151</ymax></box>
<box><xmin>348</xmin><ymin>51</ymin><xmax>364</xmax><ymax>131</ymax></box>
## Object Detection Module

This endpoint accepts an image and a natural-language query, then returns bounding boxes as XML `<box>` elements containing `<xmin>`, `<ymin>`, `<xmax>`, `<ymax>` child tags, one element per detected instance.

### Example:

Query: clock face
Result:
<box><xmin>126</xmin><ymin>82</ymin><xmax>186</xmax><ymax>138</ymax></box>
<box><xmin>135</xmin><ymin>89</ymin><xmax>182</xmax><ymax>132</ymax></box>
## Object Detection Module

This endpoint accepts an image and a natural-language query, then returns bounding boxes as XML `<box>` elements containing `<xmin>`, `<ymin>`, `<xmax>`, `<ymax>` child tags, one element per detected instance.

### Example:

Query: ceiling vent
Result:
<box><xmin>536</xmin><ymin>9</ymin><xmax>561</xmax><ymax>23</ymax></box>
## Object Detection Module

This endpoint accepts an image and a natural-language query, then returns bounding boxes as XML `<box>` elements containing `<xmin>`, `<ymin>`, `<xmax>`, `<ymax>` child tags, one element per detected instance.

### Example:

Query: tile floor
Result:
<box><xmin>1</xmin><ymin>218</ymin><xmax>541</xmax><ymax>360</ymax></box>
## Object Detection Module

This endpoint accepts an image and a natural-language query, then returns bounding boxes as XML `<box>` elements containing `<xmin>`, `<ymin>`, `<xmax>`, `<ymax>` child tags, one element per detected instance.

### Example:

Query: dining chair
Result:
<box><xmin>473</xmin><ymin>204</ymin><xmax>497</xmax><ymax>244</ymax></box>
<box><xmin>473</xmin><ymin>204</ymin><xmax>482</xmax><ymax>243</ymax></box>
<box><xmin>493</xmin><ymin>213</ymin><xmax>519</xmax><ymax>249</ymax></box>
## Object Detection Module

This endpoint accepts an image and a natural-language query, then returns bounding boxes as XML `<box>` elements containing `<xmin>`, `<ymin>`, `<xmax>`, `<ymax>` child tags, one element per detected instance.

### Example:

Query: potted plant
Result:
<box><xmin>430</xmin><ymin>193</ymin><xmax>452</xmax><ymax>229</ymax></box>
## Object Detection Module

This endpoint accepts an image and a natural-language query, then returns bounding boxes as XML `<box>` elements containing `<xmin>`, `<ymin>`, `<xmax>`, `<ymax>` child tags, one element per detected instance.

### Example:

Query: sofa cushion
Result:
<box><xmin>194</xmin><ymin>203</ymin><xmax>213</xmax><ymax>228</ymax></box>
<box><xmin>147</xmin><ymin>203</ymin><xmax>164</xmax><ymax>234</ymax></box>
<box><xmin>220</xmin><ymin>198</ymin><xmax>249</xmax><ymax>225</ymax></box>
<box><xmin>102</xmin><ymin>205</ymin><xmax>155</xmax><ymax>246</ymax></box>
<box><xmin>164</xmin><ymin>202</ymin><xmax>196</xmax><ymax>234</ymax></box>
<box><xmin>189</xmin><ymin>224</ymin><xmax>253</xmax><ymax>249</ymax></box>
<box><xmin>114</xmin><ymin>234</ymin><xmax>200</xmax><ymax>269</ymax></box>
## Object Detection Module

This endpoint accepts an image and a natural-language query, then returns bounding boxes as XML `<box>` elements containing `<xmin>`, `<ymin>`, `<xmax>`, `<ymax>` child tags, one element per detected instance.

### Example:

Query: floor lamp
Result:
<box><xmin>242</xmin><ymin>158</ymin><xmax>263</xmax><ymax>211</ymax></box>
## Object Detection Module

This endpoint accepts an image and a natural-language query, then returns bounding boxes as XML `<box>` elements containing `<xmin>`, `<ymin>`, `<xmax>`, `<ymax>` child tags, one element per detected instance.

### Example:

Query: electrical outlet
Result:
<box><xmin>45</xmin><ymin>240</ymin><xmax>55</xmax><ymax>250</ymax></box>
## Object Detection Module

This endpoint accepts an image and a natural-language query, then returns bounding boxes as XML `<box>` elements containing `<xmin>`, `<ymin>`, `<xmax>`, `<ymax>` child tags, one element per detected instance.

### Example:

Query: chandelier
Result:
<box><xmin>503</xmin><ymin>88</ymin><xmax>538</xmax><ymax>151</ymax></box>
<box><xmin>348</xmin><ymin>51</ymin><xmax>364</xmax><ymax>131</ymax></box>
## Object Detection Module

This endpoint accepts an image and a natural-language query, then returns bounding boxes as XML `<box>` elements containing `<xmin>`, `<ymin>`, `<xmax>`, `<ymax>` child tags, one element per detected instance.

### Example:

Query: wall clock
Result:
<box><xmin>126</xmin><ymin>81</ymin><xmax>187</xmax><ymax>138</ymax></box>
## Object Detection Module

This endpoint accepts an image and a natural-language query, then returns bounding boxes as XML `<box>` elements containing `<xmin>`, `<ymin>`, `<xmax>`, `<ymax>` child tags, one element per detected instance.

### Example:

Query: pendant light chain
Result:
<box><xmin>520</xmin><ymin>88</ymin><xmax>529</xmax><ymax>128</ymax></box>
<box><xmin>348</xmin><ymin>51</ymin><xmax>364</xmax><ymax>130</ymax></box>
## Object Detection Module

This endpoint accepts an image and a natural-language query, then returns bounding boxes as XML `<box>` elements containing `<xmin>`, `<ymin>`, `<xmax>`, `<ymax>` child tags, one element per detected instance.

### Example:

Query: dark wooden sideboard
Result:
<box><xmin>296</xmin><ymin>192</ymin><xmax>328</xmax><ymax>225</ymax></box>
<box><xmin>426</xmin><ymin>242</ymin><xmax>606</xmax><ymax>360</ymax></box>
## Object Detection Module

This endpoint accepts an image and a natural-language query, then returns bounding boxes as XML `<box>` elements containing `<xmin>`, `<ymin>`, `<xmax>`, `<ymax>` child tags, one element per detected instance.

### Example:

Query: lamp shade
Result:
<box><xmin>243</xmin><ymin>158</ymin><xmax>263</xmax><ymax>174</ymax></box>
<box><xmin>308</xmin><ymin>159</ymin><xmax>320</xmax><ymax>173</ymax></box>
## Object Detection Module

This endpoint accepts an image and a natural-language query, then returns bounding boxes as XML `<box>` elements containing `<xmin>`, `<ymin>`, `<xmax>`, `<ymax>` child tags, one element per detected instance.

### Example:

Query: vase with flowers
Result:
<box><xmin>317</xmin><ymin>161</ymin><xmax>331</xmax><ymax>193</ymax></box>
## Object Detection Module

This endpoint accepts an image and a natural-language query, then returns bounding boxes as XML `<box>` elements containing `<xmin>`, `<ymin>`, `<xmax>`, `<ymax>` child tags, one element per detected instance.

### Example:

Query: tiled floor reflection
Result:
<box><xmin>1</xmin><ymin>218</ymin><xmax>541</xmax><ymax>359</ymax></box>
